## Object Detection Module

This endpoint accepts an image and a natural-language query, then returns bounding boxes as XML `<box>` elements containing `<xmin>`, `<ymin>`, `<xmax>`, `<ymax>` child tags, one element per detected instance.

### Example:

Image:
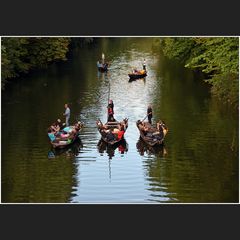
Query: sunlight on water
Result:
<box><xmin>1</xmin><ymin>38</ymin><xmax>238</xmax><ymax>203</ymax></box>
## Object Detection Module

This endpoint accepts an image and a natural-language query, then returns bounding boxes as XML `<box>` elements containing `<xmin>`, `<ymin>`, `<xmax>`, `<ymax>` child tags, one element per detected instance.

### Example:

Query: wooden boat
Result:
<box><xmin>49</xmin><ymin>138</ymin><xmax>83</xmax><ymax>157</ymax></box>
<box><xmin>96</xmin><ymin>118</ymin><xmax>128</xmax><ymax>146</ymax></box>
<box><xmin>128</xmin><ymin>69</ymin><xmax>147</xmax><ymax>80</ymax></box>
<box><xmin>97</xmin><ymin>61</ymin><xmax>109</xmax><ymax>72</ymax></box>
<box><xmin>48</xmin><ymin>122</ymin><xmax>83</xmax><ymax>149</ymax></box>
<box><xmin>136</xmin><ymin>120</ymin><xmax>168</xmax><ymax>147</ymax></box>
<box><xmin>98</xmin><ymin>64</ymin><xmax>108</xmax><ymax>72</ymax></box>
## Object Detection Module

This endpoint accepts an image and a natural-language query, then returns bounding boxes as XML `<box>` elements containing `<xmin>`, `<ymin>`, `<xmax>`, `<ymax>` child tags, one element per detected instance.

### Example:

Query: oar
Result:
<box><xmin>141</xmin><ymin>112</ymin><xmax>152</xmax><ymax>122</ymax></box>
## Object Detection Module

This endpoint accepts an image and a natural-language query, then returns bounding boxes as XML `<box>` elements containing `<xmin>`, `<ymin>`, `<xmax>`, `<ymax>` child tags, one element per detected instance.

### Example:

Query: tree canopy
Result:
<box><xmin>160</xmin><ymin>37</ymin><xmax>239</xmax><ymax>108</ymax></box>
<box><xmin>1</xmin><ymin>37</ymin><xmax>94</xmax><ymax>89</ymax></box>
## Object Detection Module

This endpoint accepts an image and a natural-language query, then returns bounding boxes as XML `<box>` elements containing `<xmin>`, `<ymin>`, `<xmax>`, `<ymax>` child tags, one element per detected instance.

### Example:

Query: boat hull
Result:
<box><xmin>136</xmin><ymin>120</ymin><xmax>167</xmax><ymax>147</ymax></box>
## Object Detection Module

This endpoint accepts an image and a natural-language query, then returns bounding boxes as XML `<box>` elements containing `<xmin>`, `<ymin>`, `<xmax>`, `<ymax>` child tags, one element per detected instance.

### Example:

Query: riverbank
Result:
<box><xmin>159</xmin><ymin>37</ymin><xmax>239</xmax><ymax>109</ymax></box>
<box><xmin>1</xmin><ymin>37</ymin><xmax>95</xmax><ymax>89</ymax></box>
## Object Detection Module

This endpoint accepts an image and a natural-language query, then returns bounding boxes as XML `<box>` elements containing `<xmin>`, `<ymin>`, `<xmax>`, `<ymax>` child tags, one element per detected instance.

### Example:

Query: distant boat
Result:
<box><xmin>96</xmin><ymin>118</ymin><xmax>128</xmax><ymax>146</ymax></box>
<box><xmin>136</xmin><ymin>120</ymin><xmax>168</xmax><ymax>147</ymax></box>
<box><xmin>128</xmin><ymin>69</ymin><xmax>147</xmax><ymax>80</ymax></box>
<box><xmin>97</xmin><ymin>62</ymin><xmax>109</xmax><ymax>72</ymax></box>
<box><xmin>97</xmin><ymin>53</ymin><xmax>109</xmax><ymax>72</ymax></box>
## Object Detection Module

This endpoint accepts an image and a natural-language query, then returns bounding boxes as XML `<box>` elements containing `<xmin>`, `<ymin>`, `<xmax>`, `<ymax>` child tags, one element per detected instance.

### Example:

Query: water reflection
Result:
<box><xmin>97</xmin><ymin>139</ymin><xmax>128</xmax><ymax>159</ymax></box>
<box><xmin>48</xmin><ymin>138</ymin><xmax>83</xmax><ymax>158</ymax></box>
<box><xmin>136</xmin><ymin>138</ymin><xmax>167</xmax><ymax>157</ymax></box>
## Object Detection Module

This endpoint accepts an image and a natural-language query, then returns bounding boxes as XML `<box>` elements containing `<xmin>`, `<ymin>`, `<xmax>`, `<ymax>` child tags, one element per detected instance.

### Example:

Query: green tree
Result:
<box><xmin>1</xmin><ymin>37</ymin><xmax>71</xmax><ymax>89</ymax></box>
<box><xmin>160</xmin><ymin>37</ymin><xmax>239</xmax><ymax>108</ymax></box>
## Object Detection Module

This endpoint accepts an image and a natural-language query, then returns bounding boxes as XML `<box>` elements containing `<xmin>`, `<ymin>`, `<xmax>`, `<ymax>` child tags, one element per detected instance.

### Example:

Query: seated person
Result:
<box><xmin>55</xmin><ymin>119</ymin><xmax>65</xmax><ymax>130</ymax></box>
<box><xmin>106</xmin><ymin>129</ymin><xmax>116</xmax><ymax>142</ymax></box>
<box><xmin>62</xmin><ymin>126</ymin><xmax>73</xmax><ymax>133</ymax></box>
<box><xmin>48</xmin><ymin>128</ymin><xmax>61</xmax><ymax>142</ymax></box>
<box><xmin>50</xmin><ymin>123</ymin><xmax>60</xmax><ymax>133</ymax></box>
<box><xmin>117</xmin><ymin>126</ymin><xmax>125</xmax><ymax>140</ymax></box>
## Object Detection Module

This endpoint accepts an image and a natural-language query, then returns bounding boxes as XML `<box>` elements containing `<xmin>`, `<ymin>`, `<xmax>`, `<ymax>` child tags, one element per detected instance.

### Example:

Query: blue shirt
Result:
<box><xmin>48</xmin><ymin>133</ymin><xmax>56</xmax><ymax>142</ymax></box>
<box><xmin>65</xmin><ymin>107</ymin><xmax>70</xmax><ymax>118</ymax></box>
<box><xmin>63</xmin><ymin>126</ymin><xmax>72</xmax><ymax>132</ymax></box>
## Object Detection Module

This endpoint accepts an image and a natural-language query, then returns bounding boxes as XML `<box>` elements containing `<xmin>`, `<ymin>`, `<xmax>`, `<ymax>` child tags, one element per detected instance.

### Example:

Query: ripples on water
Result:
<box><xmin>1</xmin><ymin>38</ymin><xmax>238</xmax><ymax>203</ymax></box>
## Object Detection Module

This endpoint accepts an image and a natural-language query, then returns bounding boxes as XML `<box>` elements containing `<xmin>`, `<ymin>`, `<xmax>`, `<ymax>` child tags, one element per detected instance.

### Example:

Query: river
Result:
<box><xmin>1</xmin><ymin>37</ymin><xmax>239</xmax><ymax>203</ymax></box>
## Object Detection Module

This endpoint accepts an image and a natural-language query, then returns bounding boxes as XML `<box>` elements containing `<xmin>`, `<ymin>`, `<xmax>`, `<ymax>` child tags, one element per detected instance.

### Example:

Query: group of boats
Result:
<box><xmin>96</xmin><ymin>54</ymin><xmax>148</xmax><ymax>81</ymax></box>
<box><xmin>47</xmin><ymin>55</ymin><xmax>168</xmax><ymax>153</ymax></box>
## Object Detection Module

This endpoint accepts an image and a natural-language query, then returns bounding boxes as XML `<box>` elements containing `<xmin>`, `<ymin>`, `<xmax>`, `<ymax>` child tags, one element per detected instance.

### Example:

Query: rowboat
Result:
<box><xmin>96</xmin><ymin>118</ymin><xmax>128</xmax><ymax>146</ymax></box>
<box><xmin>128</xmin><ymin>70</ymin><xmax>147</xmax><ymax>80</ymax></box>
<box><xmin>50</xmin><ymin>138</ymin><xmax>83</xmax><ymax>157</ymax></box>
<box><xmin>136</xmin><ymin>120</ymin><xmax>168</xmax><ymax>147</ymax></box>
<box><xmin>98</xmin><ymin>63</ymin><xmax>108</xmax><ymax>72</ymax></box>
<box><xmin>48</xmin><ymin>122</ymin><xmax>83</xmax><ymax>149</ymax></box>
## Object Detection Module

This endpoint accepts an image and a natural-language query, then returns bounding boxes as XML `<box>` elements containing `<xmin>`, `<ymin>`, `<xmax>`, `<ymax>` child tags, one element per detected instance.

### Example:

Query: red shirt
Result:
<box><xmin>117</xmin><ymin>130</ymin><xmax>124</xmax><ymax>140</ymax></box>
<box><xmin>108</xmin><ymin>107</ymin><xmax>114</xmax><ymax>115</ymax></box>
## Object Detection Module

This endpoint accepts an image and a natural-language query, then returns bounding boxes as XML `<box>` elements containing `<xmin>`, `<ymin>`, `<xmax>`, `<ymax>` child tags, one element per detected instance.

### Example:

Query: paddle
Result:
<box><xmin>141</xmin><ymin>111</ymin><xmax>152</xmax><ymax>122</ymax></box>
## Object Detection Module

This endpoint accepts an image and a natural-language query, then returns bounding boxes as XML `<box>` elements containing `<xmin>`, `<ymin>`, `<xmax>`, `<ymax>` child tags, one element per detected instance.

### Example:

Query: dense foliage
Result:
<box><xmin>1</xmin><ymin>37</ymin><xmax>71</xmax><ymax>88</ymax></box>
<box><xmin>160</xmin><ymin>37</ymin><xmax>239</xmax><ymax>108</ymax></box>
<box><xmin>1</xmin><ymin>37</ymin><xmax>95</xmax><ymax>89</ymax></box>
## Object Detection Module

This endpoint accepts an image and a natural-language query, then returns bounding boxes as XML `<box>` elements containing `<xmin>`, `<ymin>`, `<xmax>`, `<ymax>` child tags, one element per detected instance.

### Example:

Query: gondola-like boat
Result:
<box><xmin>48</xmin><ymin>138</ymin><xmax>83</xmax><ymax>158</ymax></box>
<box><xmin>136</xmin><ymin>120</ymin><xmax>168</xmax><ymax>147</ymax></box>
<box><xmin>96</xmin><ymin>118</ymin><xmax>128</xmax><ymax>146</ymax></box>
<box><xmin>128</xmin><ymin>69</ymin><xmax>147</xmax><ymax>80</ymax></box>
<box><xmin>48</xmin><ymin>122</ymin><xmax>83</xmax><ymax>149</ymax></box>
<box><xmin>98</xmin><ymin>63</ymin><xmax>109</xmax><ymax>72</ymax></box>
<box><xmin>97</xmin><ymin>53</ymin><xmax>109</xmax><ymax>72</ymax></box>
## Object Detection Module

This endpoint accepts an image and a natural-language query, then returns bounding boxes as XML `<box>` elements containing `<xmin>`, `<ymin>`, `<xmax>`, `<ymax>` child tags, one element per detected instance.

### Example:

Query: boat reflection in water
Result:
<box><xmin>136</xmin><ymin>138</ymin><xmax>167</xmax><ymax>157</ymax></box>
<box><xmin>97</xmin><ymin>139</ymin><xmax>128</xmax><ymax>159</ymax></box>
<box><xmin>48</xmin><ymin>137</ymin><xmax>83</xmax><ymax>158</ymax></box>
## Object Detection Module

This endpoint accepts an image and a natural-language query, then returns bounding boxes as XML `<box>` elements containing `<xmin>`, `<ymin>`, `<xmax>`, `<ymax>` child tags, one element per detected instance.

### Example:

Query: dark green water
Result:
<box><xmin>1</xmin><ymin>38</ymin><xmax>239</xmax><ymax>203</ymax></box>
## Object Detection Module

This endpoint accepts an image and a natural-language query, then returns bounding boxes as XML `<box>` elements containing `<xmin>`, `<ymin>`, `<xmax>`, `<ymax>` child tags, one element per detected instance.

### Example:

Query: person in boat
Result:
<box><xmin>155</xmin><ymin>122</ymin><xmax>164</xmax><ymax>140</ymax></box>
<box><xmin>143</xmin><ymin>59</ymin><xmax>146</xmax><ymax>71</ymax></box>
<box><xmin>63</xmin><ymin>103</ymin><xmax>70</xmax><ymax>127</ymax></box>
<box><xmin>134</xmin><ymin>69</ymin><xmax>139</xmax><ymax>74</ymax></box>
<box><xmin>60</xmin><ymin>122</ymin><xmax>81</xmax><ymax>139</ymax></box>
<box><xmin>48</xmin><ymin>128</ymin><xmax>63</xmax><ymax>143</ymax></box>
<box><xmin>108</xmin><ymin>99</ymin><xmax>114</xmax><ymax>110</ymax></box>
<box><xmin>119</xmin><ymin>119</ymin><xmax>128</xmax><ymax>131</ymax></box>
<box><xmin>50</xmin><ymin>123</ymin><xmax>60</xmax><ymax>133</ymax></box>
<box><xmin>147</xmin><ymin>105</ymin><xmax>153</xmax><ymax>124</ymax></box>
<box><xmin>107</xmin><ymin>101</ymin><xmax>115</xmax><ymax>122</ymax></box>
<box><xmin>106</xmin><ymin>128</ymin><xmax>116</xmax><ymax>142</ymax></box>
<box><xmin>117</xmin><ymin>125</ymin><xmax>125</xmax><ymax>140</ymax></box>
<box><xmin>137</xmin><ymin>121</ymin><xmax>148</xmax><ymax>136</ymax></box>
<box><xmin>158</xmin><ymin>120</ymin><xmax>168</xmax><ymax>136</ymax></box>
<box><xmin>55</xmin><ymin>118</ymin><xmax>65</xmax><ymax>130</ymax></box>
<box><xmin>97</xmin><ymin>61</ymin><xmax>103</xmax><ymax>68</ymax></box>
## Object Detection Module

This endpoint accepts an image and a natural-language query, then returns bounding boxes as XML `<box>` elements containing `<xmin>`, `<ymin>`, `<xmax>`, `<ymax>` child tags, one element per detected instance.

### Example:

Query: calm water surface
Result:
<box><xmin>1</xmin><ymin>38</ymin><xmax>239</xmax><ymax>203</ymax></box>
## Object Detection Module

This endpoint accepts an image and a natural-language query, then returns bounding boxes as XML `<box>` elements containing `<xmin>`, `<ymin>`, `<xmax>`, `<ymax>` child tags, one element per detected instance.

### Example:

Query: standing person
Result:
<box><xmin>108</xmin><ymin>99</ymin><xmax>114</xmax><ymax>111</ymax></box>
<box><xmin>147</xmin><ymin>105</ymin><xmax>153</xmax><ymax>124</ymax></box>
<box><xmin>143</xmin><ymin>59</ymin><xmax>146</xmax><ymax>71</ymax></box>
<box><xmin>107</xmin><ymin>99</ymin><xmax>115</xmax><ymax>122</ymax></box>
<box><xmin>63</xmin><ymin>103</ymin><xmax>70</xmax><ymax>126</ymax></box>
